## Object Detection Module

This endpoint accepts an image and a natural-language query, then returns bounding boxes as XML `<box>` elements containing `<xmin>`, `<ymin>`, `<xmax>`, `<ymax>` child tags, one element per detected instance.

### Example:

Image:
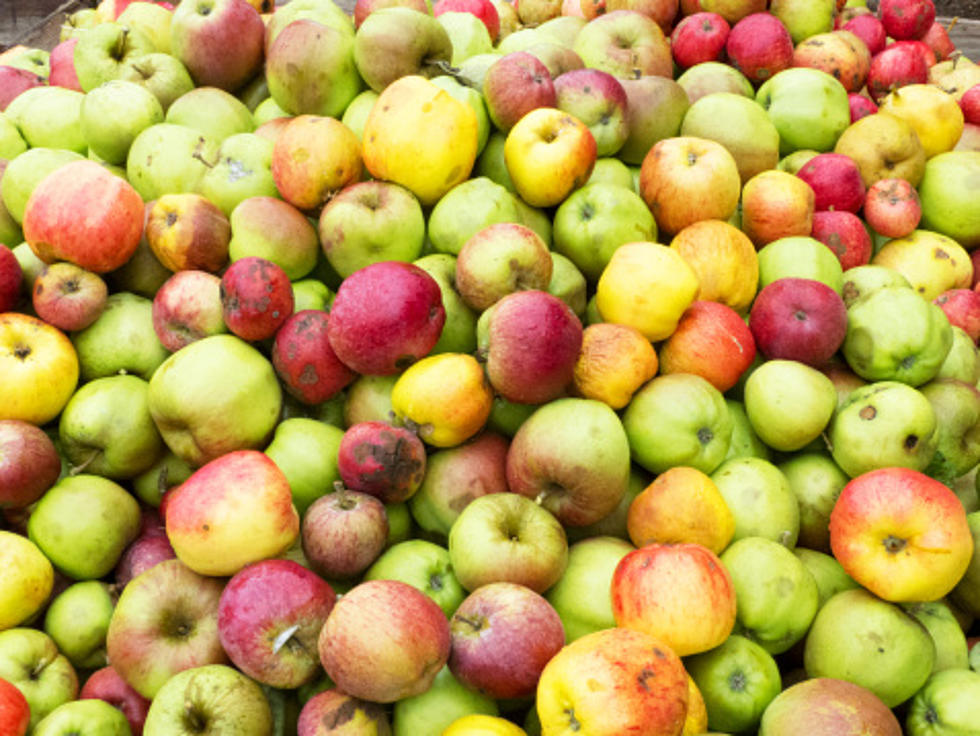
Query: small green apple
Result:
<box><xmin>778</xmin><ymin>452</ymin><xmax>848</xmax><ymax>552</ymax></box>
<box><xmin>901</xmin><ymin>600</ymin><xmax>969</xmax><ymax>673</ymax></box>
<box><xmin>793</xmin><ymin>547</ymin><xmax>859</xmax><ymax>609</ymax></box>
<box><xmin>757</xmin><ymin>236</ymin><xmax>844</xmax><ymax>293</ymax></box>
<box><xmin>264</xmin><ymin>417</ymin><xmax>344</xmax><ymax>515</ymax></box>
<box><xmin>81</xmin><ymin>79</ymin><xmax>164</xmax><ymax>165</ymax></box>
<box><xmin>711</xmin><ymin>457</ymin><xmax>800</xmax><ymax>546</ymax></box>
<box><xmin>197</xmin><ymin>132</ymin><xmax>278</xmax><ymax>217</ymax></box>
<box><xmin>756</xmin><ymin>67</ymin><xmax>850</xmax><ymax>155</ymax></box>
<box><xmin>72</xmin><ymin>292</ymin><xmax>168</xmax><ymax>382</ymax></box>
<box><xmin>364</xmin><ymin>539</ymin><xmax>466</xmax><ymax>617</ymax></box>
<box><xmin>43</xmin><ymin>581</ymin><xmax>115</xmax><ymax>670</ymax></box>
<box><xmin>427</xmin><ymin>176</ymin><xmax>522</xmax><ymax>256</ymax></box>
<box><xmin>165</xmin><ymin>86</ymin><xmax>255</xmax><ymax>143</ymax></box>
<box><xmin>393</xmin><ymin>665</ymin><xmax>498</xmax><ymax>735</ymax></box>
<box><xmin>906</xmin><ymin>668</ymin><xmax>980</xmax><ymax>736</ymax></box>
<box><xmin>744</xmin><ymin>359</ymin><xmax>837</xmax><ymax>453</ymax></box>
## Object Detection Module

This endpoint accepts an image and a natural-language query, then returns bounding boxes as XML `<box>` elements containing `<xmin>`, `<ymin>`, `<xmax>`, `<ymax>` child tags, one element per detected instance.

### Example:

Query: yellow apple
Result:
<box><xmin>504</xmin><ymin>107</ymin><xmax>597</xmax><ymax>208</ymax></box>
<box><xmin>0</xmin><ymin>313</ymin><xmax>78</xmax><ymax>425</ymax></box>
<box><xmin>879</xmin><ymin>84</ymin><xmax>965</xmax><ymax>159</ymax></box>
<box><xmin>871</xmin><ymin>229</ymin><xmax>972</xmax><ymax>301</ymax></box>
<box><xmin>0</xmin><ymin>531</ymin><xmax>53</xmax><ymax>630</ymax></box>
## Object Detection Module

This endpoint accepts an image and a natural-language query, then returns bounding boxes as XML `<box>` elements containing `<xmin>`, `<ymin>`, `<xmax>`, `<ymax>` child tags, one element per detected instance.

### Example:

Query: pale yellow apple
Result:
<box><xmin>871</xmin><ymin>229</ymin><xmax>972</xmax><ymax>301</ymax></box>
<box><xmin>0</xmin><ymin>313</ymin><xmax>79</xmax><ymax>425</ymax></box>
<box><xmin>879</xmin><ymin>84</ymin><xmax>965</xmax><ymax>159</ymax></box>
<box><xmin>0</xmin><ymin>531</ymin><xmax>53</xmax><ymax>630</ymax></box>
<box><xmin>504</xmin><ymin>107</ymin><xmax>597</xmax><ymax>208</ymax></box>
<box><xmin>117</xmin><ymin>2</ymin><xmax>174</xmax><ymax>54</ymax></box>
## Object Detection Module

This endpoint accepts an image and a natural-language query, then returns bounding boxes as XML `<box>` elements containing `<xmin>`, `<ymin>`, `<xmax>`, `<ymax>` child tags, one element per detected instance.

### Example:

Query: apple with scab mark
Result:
<box><xmin>220</xmin><ymin>256</ymin><xmax>294</xmax><ymax>342</ymax></box>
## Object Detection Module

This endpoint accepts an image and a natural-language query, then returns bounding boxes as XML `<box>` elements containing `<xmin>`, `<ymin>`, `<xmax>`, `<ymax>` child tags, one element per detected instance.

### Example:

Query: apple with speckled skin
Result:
<box><xmin>220</xmin><ymin>256</ymin><xmax>294</xmax><ymax>342</ymax></box>
<box><xmin>151</xmin><ymin>270</ymin><xmax>226</xmax><ymax>353</ymax></box>
<box><xmin>271</xmin><ymin>310</ymin><xmax>358</xmax><ymax>406</ymax></box>
<box><xmin>338</xmin><ymin>422</ymin><xmax>427</xmax><ymax>505</ymax></box>
<box><xmin>217</xmin><ymin>559</ymin><xmax>335</xmax><ymax>690</ymax></box>
<box><xmin>302</xmin><ymin>488</ymin><xmax>389</xmax><ymax>581</ymax></box>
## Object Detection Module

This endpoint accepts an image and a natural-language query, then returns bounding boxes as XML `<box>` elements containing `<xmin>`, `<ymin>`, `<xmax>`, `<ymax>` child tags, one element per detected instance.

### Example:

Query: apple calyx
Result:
<box><xmin>883</xmin><ymin>535</ymin><xmax>908</xmax><ymax>554</ymax></box>
<box><xmin>272</xmin><ymin>624</ymin><xmax>302</xmax><ymax>655</ymax></box>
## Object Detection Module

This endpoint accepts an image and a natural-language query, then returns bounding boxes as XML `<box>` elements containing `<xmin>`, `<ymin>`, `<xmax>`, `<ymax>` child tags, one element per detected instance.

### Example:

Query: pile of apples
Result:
<box><xmin>2</xmin><ymin>0</ymin><xmax>980</xmax><ymax>732</ymax></box>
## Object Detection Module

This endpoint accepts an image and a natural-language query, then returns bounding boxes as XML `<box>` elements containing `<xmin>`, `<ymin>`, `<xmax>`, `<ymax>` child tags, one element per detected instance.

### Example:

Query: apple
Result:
<box><xmin>749</xmin><ymin>277</ymin><xmax>847</xmax><ymax>367</ymax></box>
<box><xmin>72</xmin><ymin>292</ymin><xmax>168</xmax><ymax>383</ymax></box>
<box><xmin>43</xmin><ymin>581</ymin><xmax>114</xmax><ymax>670</ymax></box>
<box><xmin>127</xmin><ymin>122</ymin><xmax>220</xmax><ymax>203</ymax></box>
<box><xmin>456</xmin><ymin>222</ymin><xmax>553</xmax><ymax>311</ymax></box>
<box><xmin>298</xmin><ymin>689</ymin><xmax>392</xmax><ymax>736</ymax></box>
<box><xmin>844</xmin><ymin>13</ymin><xmax>887</xmax><ymax>55</ymax></box>
<box><xmin>151</xmin><ymin>269</ymin><xmax>226</xmax><ymax>352</ymax></box>
<box><xmin>117</xmin><ymin>52</ymin><xmax>195</xmax><ymax>113</ymax></box>
<box><xmin>867</xmin><ymin>41</ymin><xmax>930</xmax><ymax>103</ymax></box>
<box><xmin>0</xmin><ymin>147</ymin><xmax>84</xmax><ymax>227</ymax></box>
<box><xmin>436</xmin><ymin>0</ymin><xmax>500</xmax><ymax>40</ymax></box>
<box><xmin>906</xmin><ymin>668</ymin><xmax>980</xmax><ymax>736</ymax></box>
<box><xmin>427</xmin><ymin>177</ymin><xmax>522</xmax><ymax>257</ymax></box>
<box><xmin>0</xmin><ymin>629</ymin><xmax>78</xmax><ymax>731</ymax></box>
<box><xmin>726</xmin><ymin>12</ymin><xmax>794</xmax><ymax>85</ymax></box>
<box><xmin>144</xmin><ymin>192</ymin><xmax>230</xmax><ymax>274</ymax></box>
<box><xmin>142</xmin><ymin>664</ymin><xmax>273</xmax><ymax>734</ymax></box>
<box><xmin>301</xmin><ymin>487</ymin><xmax>388</xmax><ymax>580</ymax></box>
<box><xmin>793</xmin><ymin>30</ymin><xmax>871</xmax><ymax>94</ymax></box>
<box><xmin>0</xmin><ymin>676</ymin><xmax>30</xmax><ymax>736</ymax></box>
<box><xmin>114</xmin><ymin>529</ymin><xmax>176</xmax><ymax>589</ymax></box>
<box><xmin>879</xmin><ymin>83</ymin><xmax>965</xmax><ymax>160</ymax></box>
<box><xmin>0</xmin><ymin>531</ymin><xmax>54</xmax><ymax>631</ymax></box>
<box><xmin>393</xmin><ymin>665</ymin><xmax>499</xmax><ymax>736</ymax></box>
<box><xmin>757</xmin><ymin>67</ymin><xmax>851</xmax><ymax>157</ymax></box>
<box><xmin>671</xmin><ymin>12</ymin><xmax>730</xmax><ymax>68</ymax></box>
<box><xmin>217</xmin><ymin>559</ymin><xmax>335</xmax><ymax>689</ymax></box>
<box><xmin>917</xmin><ymin>151</ymin><xmax>980</xmax><ymax>251</ymax></box>
<box><xmin>364</xmin><ymin>539</ymin><xmax>466</xmax><ymax>617</ymax></box>
<box><xmin>354</xmin><ymin>7</ymin><xmax>453</xmax><ymax>92</ymax></box>
<box><xmin>72</xmin><ymin>22</ymin><xmax>156</xmax><ymax>92</ymax></box>
<box><xmin>0</xmin><ymin>67</ymin><xmax>44</xmax><ymax>112</ymax></box>
<box><xmin>571</xmin><ymin>10</ymin><xmax>672</xmax><ymax>79</ymax></box>
<box><xmin>271</xmin><ymin>310</ymin><xmax>358</xmax><ymax>408</ymax></box>
<box><xmin>105</xmin><ymin>559</ymin><xmax>226</xmax><ymax>700</ymax></box>
<box><xmin>170</xmin><ymin>0</ymin><xmax>265</xmax><ymax>92</ymax></box>
<box><xmin>448</xmin><ymin>492</ymin><xmax>568</xmax><ymax>593</ymax></box>
<box><xmin>879</xmin><ymin>0</ymin><xmax>934</xmax><ymax>41</ymax></box>
<box><xmin>864</xmin><ymin>176</ymin><xmax>922</xmax><ymax>239</ymax></box>
<box><xmin>675</xmin><ymin>59</ymin><xmax>755</xmax><ymax>104</ymax></box>
<box><xmin>759</xmin><ymin>678</ymin><xmax>902</xmax><ymax>736</ymax></box>
<box><xmin>263</xmin><ymin>417</ymin><xmax>344</xmax><ymax>516</ymax></box>
<box><xmin>740</xmin><ymin>169</ymin><xmax>815</xmax><ymax>247</ymax></box>
<box><xmin>638</xmin><ymin>136</ymin><xmax>741</xmax><ymax>236</ymax></box>
<box><xmin>811</xmin><ymin>209</ymin><xmax>873</xmax><ymax>271</ymax></box>
<box><xmin>337</xmin><ymin>422</ymin><xmax>426</xmax><ymax>504</ymax></box>
<box><xmin>80</xmin><ymin>79</ymin><xmax>164</xmax><ymax>165</ymax></box>
<box><xmin>536</xmin><ymin>627</ymin><xmax>688</xmax><ymax>736</ymax></box>
<box><xmin>196</xmin><ymin>132</ymin><xmax>278</xmax><ymax>217</ymax></box>
<box><xmin>617</xmin><ymin>75</ymin><xmax>691</xmax><ymax>166</ymax></box>
<box><xmin>32</xmin><ymin>698</ymin><xmax>131</xmax><ymax>736</ymax></box>
<box><xmin>934</xmin><ymin>289</ymin><xmax>980</xmax><ymax>342</ymax></box>
<box><xmin>228</xmin><ymin>197</ymin><xmax>318</xmax><ymax>281</ymax></box>
<box><xmin>31</xmin><ymin>262</ymin><xmax>108</xmax><ymax>332</ymax></box>
<box><xmin>219</xmin><ymin>256</ymin><xmax>294</xmax><ymax>342</ymax></box>
<box><xmin>850</xmin><ymin>92</ymin><xmax>879</xmax><ymax>121</ymax></box>
<box><xmin>147</xmin><ymin>333</ymin><xmax>282</xmax><ymax>467</ymax></box>
<box><xmin>319</xmin><ymin>579</ymin><xmax>451</xmax><ymax>703</ymax></box>
<box><xmin>795</xmin><ymin>152</ymin><xmax>866</xmax><ymax>214</ymax></box>
<box><xmin>552</xmin><ymin>69</ymin><xmax>629</xmax><ymax>161</ymax></box>
<box><xmin>0</xmin><ymin>243</ymin><xmax>20</xmax><ymax>312</ymax></box>
<box><xmin>0</xmin><ymin>420</ymin><xmax>61</xmax><ymax>509</ymax></box>
<box><xmin>711</xmin><ymin>456</ymin><xmax>801</xmax><ymax>545</ymax></box>
<box><xmin>902</xmin><ymin>599</ymin><xmax>969</xmax><ymax>673</ymax></box>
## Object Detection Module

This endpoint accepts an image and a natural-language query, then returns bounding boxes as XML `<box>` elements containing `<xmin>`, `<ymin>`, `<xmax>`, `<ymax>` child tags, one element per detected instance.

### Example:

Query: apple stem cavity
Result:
<box><xmin>69</xmin><ymin>448</ymin><xmax>101</xmax><ymax>476</ymax></box>
<box><xmin>883</xmin><ymin>535</ymin><xmax>908</xmax><ymax>554</ymax></box>
<box><xmin>272</xmin><ymin>624</ymin><xmax>302</xmax><ymax>655</ymax></box>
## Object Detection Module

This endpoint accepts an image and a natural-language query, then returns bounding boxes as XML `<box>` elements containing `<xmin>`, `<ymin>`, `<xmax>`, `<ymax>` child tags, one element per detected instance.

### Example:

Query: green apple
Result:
<box><xmin>777</xmin><ymin>148</ymin><xmax>819</xmax><ymax>173</ymax></box>
<box><xmin>393</xmin><ymin>665</ymin><xmax>498</xmax><ymax>735</ymax></box>
<box><xmin>623</xmin><ymin>373</ymin><xmax>733</xmax><ymax>476</ymax></box>
<box><xmin>840</xmin><ymin>263</ymin><xmax>912</xmax><ymax>308</ymax></box>
<box><xmin>117</xmin><ymin>52</ymin><xmax>195</xmax><ymax>113</ymax></box>
<box><xmin>264</xmin><ymin>417</ymin><xmax>344</xmax><ymax>516</ymax></box>
<box><xmin>685</xmin><ymin>634</ymin><xmax>782</xmax><ymax>735</ymax></box>
<box><xmin>950</xmin><ymin>511</ymin><xmax>980</xmax><ymax>617</ymax></box>
<box><xmin>73</xmin><ymin>22</ymin><xmax>156</xmax><ymax>91</ymax></box>
<box><xmin>6</xmin><ymin>86</ymin><xmax>86</xmax><ymax>154</ymax></box>
<box><xmin>935</xmin><ymin>326</ymin><xmax>980</xmax><ymax>384</ymax></box>
<box><xmin>264</xmin><ymin>0</ymin><xmax>355</xmax><ymax>48</ymax></box>
<box><xmin>586</xmin><ymin>157</ymin><xmax>633</xmax><ymax>189</ymax></box>
<box><xmin>339</xmin><ymin>89</ymin><xmax>380</xmax><ymax>142</ymax></box>
<box><xmin>513</xmin><ymin>195</ymin><xmax>552</xmax><ymax>246</ymax></box>
<box><xmin>197</xmin><ymin>132</ymin><xmax>277</xmax><ymax>216</ymax></box>
<box><xmin>126</xmin><ymin>122</ymin><xmax>220</xmax><ymax>201</ymax></box>
<box><xmin>81</xmin><ymin>79</ymin><xmax>164</xmax><ymax>165</ymax></box>
<box><xmin>364</xmin><ymin>539</ymin><xmax>466</xmax><ymax>617</ymax></box>
<box><xmin>72</xmin><ymin>292</ymin><xmax>168</xmax><ymax>382</ymax></box>
<box><xmin>843</xmin><ymin>285</ymin><xmax>953</xmax><ymax>386</ymax></box>
<box><xmin>473</xmin><ymin>130</ymin><xmax>514</xmax><ymax>192</ymax></box>
<box><xmin>917</xmin><ymin>151</ymin><xmax>980</xmax><ymax>250</ymax></box>
<box><xmin>906</xmin><ymin>668</ymin><xmax>980</xmax><ymax>736</ymax></box>
<box><xmin>617</xmin><ymin>75</ymin><xmax>691</xmax><ymax>166</ymax></box>
<box><xmin>722</xmin><ymin>536</ymin><xmax>819</xmax><ymax>654</ymax></box>
<box><xmin>724</xmin><ymin>399</ymin><xmax>771</xmax><ymax>462</ymax></box>
<box><xmin>829</xmin><ymin>380</ymin><xmax>938</xmax><ymax>478</ymax></box>
<box><xmin>547</xmin><ymin>252</ymin><xmax>587</xmax><ymax>319</ymax></box>
<box><xmin>28</xmin><ymin>474</ymin><xmax>141</xmax><ymax>580</ymax></box>
<box><xmin>0</xmin><ymin>531</ymin><xmax>53</xmax><ymax>631</ymax></box>
<box><xmin>0</xmin><ymin>147</ymin><xmax>85</xmax><ymax>225</ymax></box>
<box><xmin>291</xmin><ymin>279</ymin><xmax>333</xmax><ymax>313</ymax></box>
<box><xmin>711</xmin><ymin>457</ymin><xmax>800</xmax><ymax>546</ymax></box>
<box><xmin>455</xmin><ymin>52</ymin><xmax>500</xmax><ymax>90</ymax></box>
<box><xmin>552</xmin><ymin>182</ymin><xmax>656</xmax><ymax>283</ymax></box>
<box><xmin>0</xmin><ymin>628</ymin><xmax>78</xmax><ymax>731</ymax></box>
<box><xmin>676</xmin><ymin>60</ymin><xmax>755</xmax><ymax>104</ymax></box>
<box><xmin>901</xmin><ymin>600</ymin><xmax>969</xmax><ymax>673</ymax></box>
<box><xmin>744</xmin><ymin>359</ymin><xmax>837</xmax><ymax>453</ymax></box>
<box><xmin>33</xmin><ymin>698</ymin><xmax>131</xmax><ymax>736</ymax></box>
<box><xmin>165</xmin><ymin>86</ymin><xmax>254</xmax><ymax>143</ymax></box>
<box><xmin>680</xmin><ymin>92</ymin><xmax>780</xmax><ymax>184</ymax></box>
<box><xmin>430</xmin><ymin>74</ymin><xmax>491</xmax><ymax>157</ymax></box>
<box><xmin>385</xmin><ymin>502</ymin><xmax>414</xmax><ymax>549</ymax></box>
<box><xmin>920</xmin><ymin>379</ymin><xmax>980</xmax><ymax>484</ymax></box>
<box><xmin>106</xmin><ymin>231</ymin><xmax>172</xmax><ymax>299</ymax></box>
<box><xmin>756</xmin><ymin>67</ymin><xmax>851</xmax><ymax>155</ymax></box>
<box><xmin>43</xmin><ymin>581</ymin><xmax>114</xmax><ymax>670</ymax></box>
<box><xmin>132</xmin><ymin>449</ymin><xmax>194</xmax><ymax>507</ymax></box>
<box><xmin>253</xmin><ymin>96</ymin><xmax>289</xmax><ymax>126</ymax></box>
<box><xmin>147</xmin><ymin>334</ymin><xmax>282</xmax><ymax>468</ymax></box>
<box><xmin>545</xmin><ymin>536</ymin><xmax>633</xmax><ymax>642</ymax></box>
<box><xmin>228</xmin><ymin>196</ymin><xmax>320</xmax><ymax>281</ymax></box>
<box><xmin>58</xmin><ymin>374</ymin><xmax>163</xmax><ymax>480</ymax></box>
<box><xmin>143</xmin><ymin>664</ymin><xmax>273</xmax><ymax>735</ymax></box>
<box><xmin>757</xmin><ymin>236</ymin><xmax>844</xmax><ymax>293</ymax></box>
<box><xmin>485</xmin><ymin>395</ymin><xmax>538</xmax><ymax>437</ymax></box>
<box><xmin>343</xmin><ymin>374</ymin><xmax>398</xmax><ymax>427</ymax></box>
<box><xmin>117</xmin><ymin>1</ymin><xmax>174</xmax><ymax>53</ymax></box>
<box><xmin>793</xmin><ymin>547</ymin><xmax>860</xmax><ymax>609</ymax></box>
<box><xmin>769</xmin><ymin>0</ymin><xmax>834</xmax><ymax>44</ymax></box>
<box><xmin>438</xmin><ymin>11</ymin><xmax>494</xmax><ymax>64</ymax></box>
<box><xmin>778</xmin><ymin>452</ymin><xmax>848</xmax><ymax>552</ymax></box>
<box><xmin>804</xmin><ymin>588</ymin><xmax>935</xmax><ymax>707</ymax></box>
<box><xmin>428</xmin><ymin>177</ymin><xmax>522</xmax><ymax>256</ymax></box>
<box><xmin>0</xmin><ymin>113</ymin><xmax>27</xmax><ymax>160</ymax></box>
<box><xmin>414</xmin><ymin>253</ymin><xmax>479</xmax><ymax>355</ymax></box>
<box><xmin>537</xmin><ymin>14</ymin><xmax>586</xmax><ymax>46</ymax></box>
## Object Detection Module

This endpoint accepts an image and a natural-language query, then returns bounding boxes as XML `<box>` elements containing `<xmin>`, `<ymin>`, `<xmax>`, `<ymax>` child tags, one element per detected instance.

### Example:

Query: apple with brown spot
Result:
<box><xmin>32</xmin><ymin>262</ymin><xmax>108</xmax><ymax>332</ymax></box>
<box><xmin>220</xmin><ymin>256</ymin><xmax>294</xmax><ymax>342</ymax></box>
<box><xmin>337</xmin><ymin>421</ymin><xmax>426</xmax><ymax>505</ymax></box>
<box><xmin>271</xmin><ymin>310</ymin><xmax>357</xmax><ymax>406</ymax></box>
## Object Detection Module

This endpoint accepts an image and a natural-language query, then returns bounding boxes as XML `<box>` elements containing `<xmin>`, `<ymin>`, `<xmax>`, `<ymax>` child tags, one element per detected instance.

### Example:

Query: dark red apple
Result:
<box><xmin>48</xmin><ymin>38</ymin><xmax>83</xmax><ymax>91</ymax></box>
<box><xmin>434</xmin><ymin>0</ymin><xmax>500</xmax><ymax>41</ymax></box>
<box><xmin>482</xmin><ymin>51</ymin><xmax>557</xmax><ymax>133</ymax></box>
<box><xmin>220</xmin><ymin>256</ymin><xmax>294</xmax><ymax>342</ymax></box>
<box><xmin>482</xmin><ymin>290</ymin><xmax>583</xmax><ymax>405</ymax></box>
<box><xmin>843</xmin><ymin>14</ymin><xmax>887</xmax><ymax>55</ymax></box>
<box><xmin>271</xmin><ymin>310</ymin><xmax>358</xmax><ymax>405</ymax></box>
<box><xmin>0</xmin><ymin>66</ymin><xmax>44</xmax><ymax>111</ymax></box>
<box><xmin>863</xmin><ymin>177</ymin><xmax>921</xmax><ymax>238</ymax></box>
<box><xmin>218</xmin><ymin>558</ymin><xmax>337</xmax><ymax>689</ymax></box>
<box><xmin>749</xmin><ymin>277</ymin><xmax>848</xmax><ymax>366</ymax></box>
<box><xmin>337</xmin><ymin>421</ymin><xmax>426</xmax><ymax>505</ymax></box>
<box><xmin>0</xmin><ymin>244</ymin><xmax>22</xmax><ymax>313</ymax></box>
<box><xmin>920</xmin><ymin>19</ymin><xmax>956</xmax><ymax>61</ymax></box>
<box><xmin>811</xmin><ymin>210</ymin><xmax>873</xmax><ymax>271</ymax></box>
<box><xmin>0</xmin><ymin>419</ymin><xmax>62</xmax><ymax>509</ymax></box>
<box><xmin>897</xmin><ymin>38</ymin><xmax>940</xmax><ymax>68</ymax></box>
<box><xmin>79</xmin><ymin>667</ymin><xmax>151</xmax><ymax>736</ymax></box>
<box><xmin>848</xmin><ymin>92</ymin><xmax>878</xmax><ymax>121</ymax></box>
<box><xmin>934</xmin><ymin>289</ymin><xmax>980</xmax><ymax>342</ymax></box>
<box><xmin>878</xmin><ymin>0</ymin><xmax>935</xmax><ymax>41</ymax></box>
<box><xmin>152</xmin><ymin>270</ymin><xmax>226</xmax><ymax>352</ymax></box>
<box><xmin>326</xmin><ymin>261</ymin><xmax>445</xmax><ymax>376</ymax></box>
<box><xmin>867</xmin><ymin>41</ymin><xmax>930</xmax><ymax>102</ymax></box>
<box><xmin>32</xmin><ymin>262</ymin><xmax>109</xmax><ymax>332</ymax></box>
<box><xmin>796</xmin><ymin>153</ymin><xmax>867</xmax><ymax>214</ymax></box>
<box><xmin>960</xmin><ymin>84</ymin><xmax>980</xmax><ymax>126</ymax></box>
<box><xmin>301</xmin><ymin>488</ymin><xmax>389</xmax><ymax>580</ymax></box>
<box><xmin>725</xmin><ymin>12</ymin><xmax>794</xmax><ymax>85</ymax></box>
<box><xmin>670</xmin><ymin>12</ymin><xmax>730</xmax><ymax>69</ymax></box>
<box><xmin>449</xmin><ymin>582</ymin><xmax>565</xmax><ymax>700</ymax></box>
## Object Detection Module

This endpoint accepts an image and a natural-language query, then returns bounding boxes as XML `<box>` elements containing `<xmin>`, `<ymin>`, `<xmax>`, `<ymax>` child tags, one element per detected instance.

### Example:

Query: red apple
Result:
<box><xmin>796</xmin><ymin>152</ymin><xmax>867</xmax><ymax>214</ymax></box>
<box><xmin>878</xmin><ymin>0</ymin><xmax>934</xmax><ymax>41</ymax></box>
<box><xmin>670</xmin><ymin>12</ymin><xmax>730</xmax><ymax>69</ymax></box>
<box><xmin>326</xmin><ymin>261</ymin><xmax>445</xmax><ymax>376</ymax></box>
<box><xmin>145</xmin><ymin>193</ymin><xmax>231</xmax><ymax>274</ymax></box>
<box><xmin>318</xmin><ymin>579</ymin><xmax>451</xmax><ymax>703</ymax></box>
<box><xmin>337</xmin><ymin>422</ymin><xmax>426</xmax><ymax>505</ymax></box>
<box><xmin>0</xmin><ymin>245</ymin><xmax>22</xmax><ymax>313</ymax></box>
<box><xmin>79</xmin><ymin>667</ymin><xmax>151</xmax><ymax>736</ymax></box>
<box><xmin>867</xmin><ymin>42</ymin><xmax>929</xmax><ymax>102</ymax></box>
<box><xmin>482</xmin><ymin>52</ymin><xmax>556</xmax><ymax>133</ymax></box>
<box><xmin>48</xmin><ymin>38</ymin><xmax>83</xmax><ymax>91</ymax></box>
<box><xmin>271</xmin><ymin>310</ymin><xmax>358</xmax><ymax>406</ymax></box>
<box><xmin>863</xmin><ymin>177</ymin><xmax>921</xmax><ymax>238</ymax></box>
<box><xmin>151</xmin><ymin>270</ymin><xmax>226</xmax><ymax>353</ymax></box>
<box><xmin>960</xmin><ymin>84</ymin><xmax>980</xmax><ymax>126</ymax></box>
<box><xmin>220</xmin><ymin>256</ymin><xmax>294</xmax><ymax>342</ymax></box>
<box><xmin>434</xmin><ymin>0</ymin><xmax>500</xmax><ymax>41</ymax></box>
<box><xmin>849</xmin><ymin>92</ymin><xmax>879</xmax><ymax>121</ymax></box>
<box><xmin>353</xmin><ymin>0</ymin><xmax>429</xmax><ymax>27</ymax></box>
<box><xmin>32</xmin><ymin>262</ymin><xmax>108</xmax><ymax>332</ymax></box>
<box><xmin>750</xmin><ymin>277</ymin><xmax>848</xmax><ymax>366</ymax></box>
<box><xmin>0</xmin><ymin>419</ymin><xmax>62</xmax><ymax>509</ymax></box>
<box><xmin>115</xmin><ymin>532</ymin><xmax>176</xmax><ymax>589</ymax></box>
<box><xmin>920</xmin><ymin>20</ymin><xmax>957</xmax><ymax>62</ymax></box>
<box><xmin>553</xmin><ymin>68</ymin><xmax>630</xmax><ymax>159</ymax></box>
<box><xmin>725</xmin><ymin>12</ymin><xmax>794</xmax><ymax>85</ymax></box>
<box><xmin>844</xmin><ymin>14</ymin><xmax>887</xmax><ymax>55</ymax></box>
<box><xmin>811</xmin><ymin>210</ymin><xmax>873</xmax><ymax>271</ymax></box>
<box><xmin>297</xmin><ymin>689</ymin><xmax>391</xmax><ymax>736</ymax></box>
<box><xmin>829</xmin><ymin>467</ymin><xmax>974</xmax><ymax>602</ymax></box>
<box><xmin>218</xmin><ymin>559</ymin><xmax>336</xmax><ymax>689</ymax></box>
<box><xmin>759</xmin><ymin>677</ymin><xmax>902</xmax><ymax>735</ymax></box>
<box><xmin>934</xmin><ymin>289</ymin><xmax>980</xmax><ymax>342</ymax></box>
<box><xmin>449</xmin><ymin>582</ymin><xmax>565</xmax><ymax>699</ymax></box>
<box><xmin>0</xmin><ymin>66</ymin><xmax>44</xmax><ymax>111</ymax></box>
<box><xmin>740</xmin><ymin>169</ymin><xmax>815</xmax><ymax>247</ymax></box>
<box><xmin>301</xmin><ymin>488</ymin><xmax>389</xmax><ymax>580</ymax></box>
<box><xmin>170</xmin><ymin>0</ymin><xmax>265</xmax><ymax>92</ymax></box>
<box><xmin>658</xmin><ymin>300</ymin><xmax>757</xmax><ymax>393</ymax></box>
<box><xmin>22</xmin><ymin>160</ymin><xmax>144</xmax><ymax>274</ymax></box>
<box><xmin>0</xmin><ymin>676</ymin><xmax>29</xmax><ymax>736</ymax></box>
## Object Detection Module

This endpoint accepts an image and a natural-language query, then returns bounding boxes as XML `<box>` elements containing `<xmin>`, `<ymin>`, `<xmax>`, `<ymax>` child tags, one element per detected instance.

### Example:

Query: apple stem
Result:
<box><xmin>191</xmin><ymin>149</ymin><xmax>216</xmax><ymax>170</ymax></box>
<box><xmin>272</xmin><ymin>624</ymin><xmax>302</xmax><ymax>654</ymax></box>
<box><xmin>946</xmin><ymin>16</ymin><xmax>959</xmax><ymax>33</ymax></box>
<box><xmin>69</xmin><ymin>449</ymin><xmax>100</xmax><ymax>476</ymax></box>
<box><xmin>114</xmin><ymin>28</ymin><xmax>129</xmax><ymax>61</ymax></box>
